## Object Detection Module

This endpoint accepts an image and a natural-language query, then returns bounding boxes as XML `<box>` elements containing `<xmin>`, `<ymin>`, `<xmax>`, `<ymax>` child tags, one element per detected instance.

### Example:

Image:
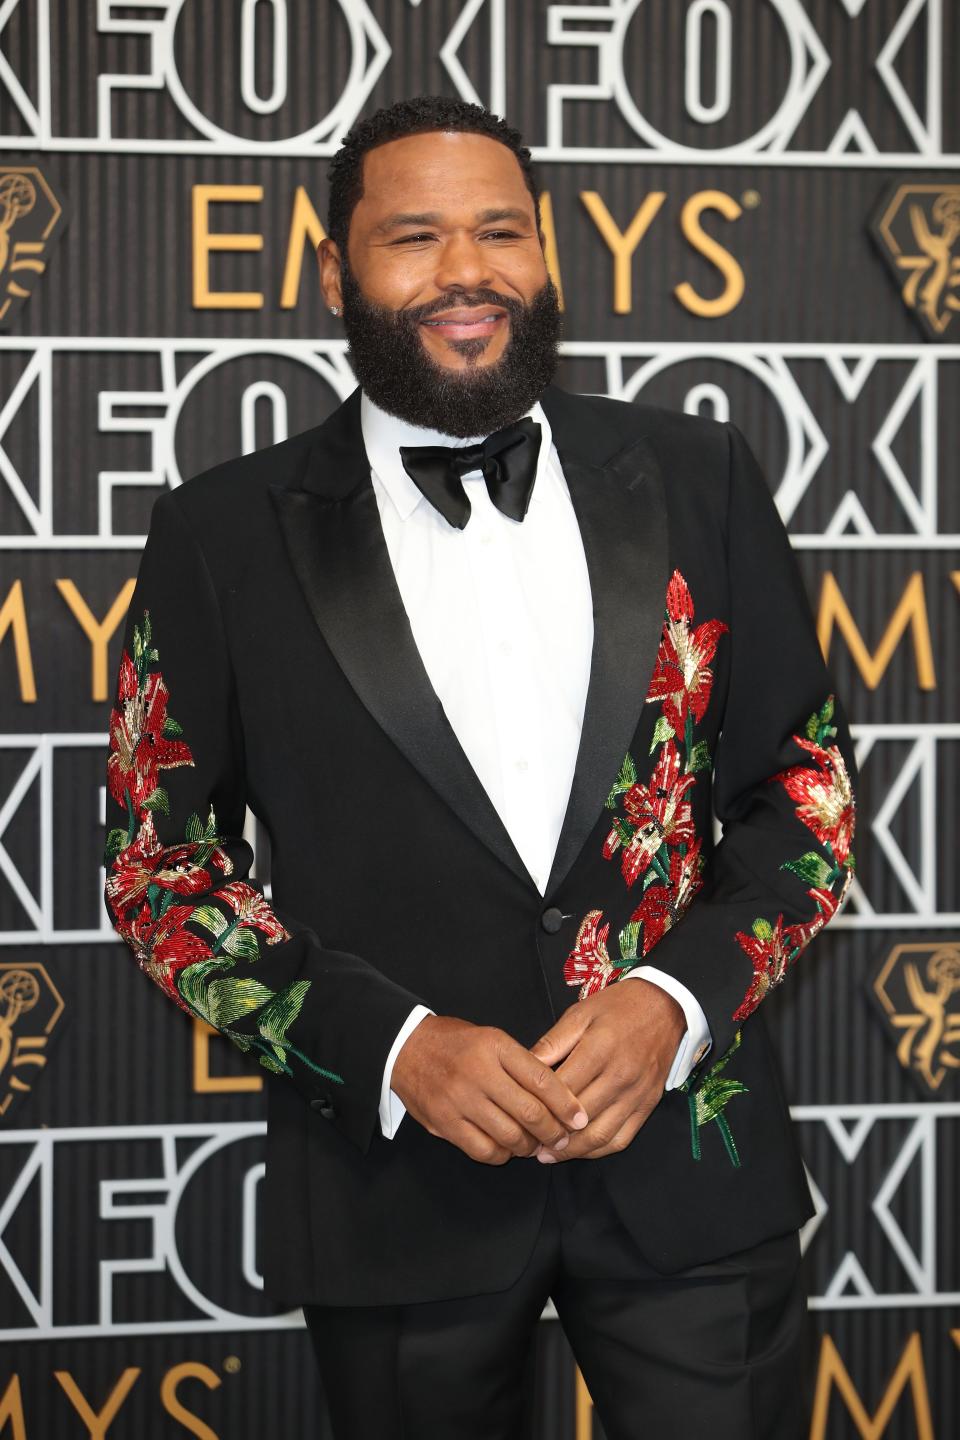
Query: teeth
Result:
<box><xmin>425</xmin><ymin>315</ymin><xmax>498</xmax><ymax>326</ymax></box>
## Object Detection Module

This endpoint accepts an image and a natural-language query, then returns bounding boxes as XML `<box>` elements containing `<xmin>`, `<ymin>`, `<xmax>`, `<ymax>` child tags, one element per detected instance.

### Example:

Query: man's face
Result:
<box><xmin>319</xmin><ymin>130</ymin><xmax>561</xmax><ymax>436</ymax></box>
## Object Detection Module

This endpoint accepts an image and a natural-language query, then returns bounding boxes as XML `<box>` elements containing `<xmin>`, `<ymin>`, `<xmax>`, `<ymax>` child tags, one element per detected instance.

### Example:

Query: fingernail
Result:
<box><xmin>572</xmin><ymin>1110</ymin><xmax>589</xmax><ymax>1130</ymax></box>
<box><xmin>554</xmin><ymin>1136</ymin><xmax>569</xmax><ymax>1150</ymax></box>
<box><xmin>537</xmin><ymin>1152</ymin><xmax>557</xmax><ymax>1164</ymax></box>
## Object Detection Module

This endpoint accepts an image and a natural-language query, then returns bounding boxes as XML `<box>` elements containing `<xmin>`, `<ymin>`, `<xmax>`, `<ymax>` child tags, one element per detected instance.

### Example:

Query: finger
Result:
<box><xmin>482</xmin><ymin>1073</ymin><xmax>574</xmax><ymax>1150</ymax></box>
<box><xmin>538</xmin><ymin>1092</ymin><xmax>640</xmax><ymax>1163</ymax></box>
<box><xmin>553</xmin><ymin>1039</ymin><xmax>610</xmax><ymax>1102</ymax></box>
<box><xmin>529</xmin><ymin>1006</ymin><xmax>591</xmax><ymax>1068</ymax></box>
<box><xmin>498</xmin><ymin>1040</ymin><xmax>589</xmax><ymax>1132</ymax></box>
<box><xmin>452</xmin><ymin>1117</ymin><xmax>514</xmax><ymax>1166</ymax></box>
<box><xmin>472</xmin><ymin>1097</ymin><xmax>545</xmax><ymax>1158</ymax></box>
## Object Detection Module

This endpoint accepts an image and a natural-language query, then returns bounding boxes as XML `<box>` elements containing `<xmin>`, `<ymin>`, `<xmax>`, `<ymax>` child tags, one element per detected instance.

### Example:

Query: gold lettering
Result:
<box><xmin>280</xmin><ymin>186</ymin><xmax>326</xmax><ymax>310</ymax></box>
<box><xmin>160</xmin><ymin>1361</ymin><xmax>221</xmax><ymax>1440</ymax></box>
<box><xmin>193</xmin><ymin>1018</ymin><xmax>262</xmax><ymax>1094</ymax></box>
<box><xmin>0</xmin><ymin>581</ymin><xmax>36</xmax><ymax>703</ymax></box>
<box><xmin>810</xmin><ymin>1333</ymin><xmax>933</xmax><ymax>1440</ymax></box>
<box><xmin>192</xmin><ymin>184</ymin><xmax>264</xmax><ymax>310</ymax></box>
<box><xmin>54</xmin><ymin>1368</ymin><xmax>140</xmax><ymax>1439</ymax></box>
<box><xmin>537</xmin><ymin>191</ymin><xmax>565</xmax><ymax>310</ymax></box>
<box><xmin>0</xmin><ymin>1376</ymin><xmax>26</xmax><ymax>1440</ymax></box>
<box><xmin>580</xmin><ymin>190</ymin><xmax>666</xmax><ymax>314</ymax></box>
<box><xmin>817</xmin><ymin>572</ymin><xmax>936</xmax><ymax>691</ymax></box>
<box><xmin>675</xmin><ymin>190</ymin><xmax>745</xmax><ymax>318</ymax></box>
<box><xmin>56</xmin><ymin>579</ymin><xmax>135</xmax><ymax>702</ymax></box>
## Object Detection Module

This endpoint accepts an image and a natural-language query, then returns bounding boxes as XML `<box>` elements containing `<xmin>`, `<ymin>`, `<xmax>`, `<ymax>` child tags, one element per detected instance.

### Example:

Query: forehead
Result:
<box><xmin>353</xmin><ymin>131</ymin><xmax>534</xmax><ymax>224</ymax></box>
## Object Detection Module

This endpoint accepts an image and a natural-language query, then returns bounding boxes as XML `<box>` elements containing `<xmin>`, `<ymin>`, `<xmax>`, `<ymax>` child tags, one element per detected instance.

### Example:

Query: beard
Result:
<box><xmin>339</xmin><ymin>267</ymin><xmax>562</xmax><ymax>438</ymax></box>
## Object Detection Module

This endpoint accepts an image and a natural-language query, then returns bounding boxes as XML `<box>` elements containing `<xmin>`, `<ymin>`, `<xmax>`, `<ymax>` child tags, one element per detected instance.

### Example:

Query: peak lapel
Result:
<box><xmin>542</xmin><ymin>393</ymin><xmax>669</xmax><ymax>896</ymax></box>
<box><xmin>270</xmin><ymin>392</ymin><xmax>535</xmax><ymax>890</ymax></box>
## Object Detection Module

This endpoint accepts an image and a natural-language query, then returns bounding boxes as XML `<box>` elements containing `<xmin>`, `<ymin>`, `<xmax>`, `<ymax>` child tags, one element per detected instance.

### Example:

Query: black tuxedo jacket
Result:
<box><xmin>105</xmin><ymin>385</ymin><xmax>856</xmax><ymax>1307</ymax></box>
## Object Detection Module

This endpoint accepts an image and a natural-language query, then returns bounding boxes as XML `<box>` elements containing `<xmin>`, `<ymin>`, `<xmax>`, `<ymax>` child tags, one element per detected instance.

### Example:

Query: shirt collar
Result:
<box><xmin>360</xmin><ymin>391</ymin><xmax>553</xmax><ymax>523</ymax></box>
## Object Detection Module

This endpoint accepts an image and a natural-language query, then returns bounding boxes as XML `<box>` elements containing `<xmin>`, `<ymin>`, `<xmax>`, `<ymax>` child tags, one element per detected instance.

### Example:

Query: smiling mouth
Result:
<box><xmin>420</xmin><ymin>310</ymin><xmax>506</xmax><ymax>339</ymax></box>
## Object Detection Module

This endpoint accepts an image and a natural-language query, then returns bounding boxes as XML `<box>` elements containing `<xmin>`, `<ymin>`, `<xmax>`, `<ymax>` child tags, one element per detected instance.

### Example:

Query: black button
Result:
<box><xmin>541</xmin><ymin>907</ymin><xmax>564</xmax><ymax>934</ymax></box>
<box><xmin>311</xmin><ymin>1098</ymin><xmax>337</xmax><ymax>1120</ymax></box>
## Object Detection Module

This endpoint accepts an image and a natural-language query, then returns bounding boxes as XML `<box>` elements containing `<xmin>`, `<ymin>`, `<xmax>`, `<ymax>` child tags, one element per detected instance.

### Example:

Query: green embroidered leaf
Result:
<box><xmin>642</xmin><ymin>867</ymin><xmax>659</xmax><ymax>890</ymax></box>
<box><xmin>185</xmin><ymin>812</ymin><xmax>205</xmax><ymax>844</ymax></box>
<box><xmin>177</xmin><ymin>957</ymin><xmax>235</xmax><ymax>1018</ymax></box>
<box><xmin>649</xmin><ymin>715</ymin><xmax>674</xmax><ymax>754</ymax></box>
<box><xmin>228</xmin><ymin>1030</ymin><xmax>253</xmax><ymax>1052</ymax></box>
<box><xmin>258</xmin><ymin>1054</ymin><xmax>287</xmax><ymax>1075</ymax></box>
<box><xmin>222</xmin><ymin>926</ymin><xmax>261</xmax><ymax>962</ymax></box>
<box><xmin>104</xmin><ymin>827</ymin><xmax>127</xmax><ymax>862</ymax></box>
<box><xmin>618</xmin><ymin>921</ymin><xmax>641</xmax><ymax>962</ymax></box>
<box><xmin>142</xmin><ymin>786</ymin><xmax>169</xmax><ymax>817</ymax></box>
<box><xmin>206</xmin><ymin>976</ymin><xmax>275</xmax><ymax>1028</ymax></box>
<box><xmin>752</xmin><ymin>917</ymin><xmax>775</xmax><ymax>942</ymax></box>
<box><xmin>257</xmin><ymin>980</ymin><xmax>311</xmax><ymax>1046</ymax></box>
<box><xmin>695</xmin><ymin>1077</ymin><xmax>748</xmax><ymax>1127</ymax></box>
<box><xmin>191</xmin><ymin>904</ymin><xmax>227</xmax><ymax>937</ymax></box>
<box><xmin>162</xmin><ymin>714</ymin><xmax>183</xmax><ymax>738</ymax></box>
<box><xmin>686</xmin><ymin>739</ymin><xmax>712</xmax><ymax>774</ymax></box>
<box><xmin>782</xmin><ymin>851</ymin><xmax>834</xmax><ymax>889</ymax></box>
<box><xmin>606</xmin><ymin>752</ymin><xmax>638</xmax><ymax>807</ymax></box>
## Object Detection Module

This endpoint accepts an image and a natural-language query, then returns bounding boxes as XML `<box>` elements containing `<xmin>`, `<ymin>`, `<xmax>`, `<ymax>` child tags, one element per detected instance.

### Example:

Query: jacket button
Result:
<box><xmin>540</xmin><ymin>907</ymin><xmax>564</xmax><ymax>934</ymax></box>
<box><xmin>311</xmin><ymin>1098</ymin><xmax>337</xmax><ymax>1120</ymax></box>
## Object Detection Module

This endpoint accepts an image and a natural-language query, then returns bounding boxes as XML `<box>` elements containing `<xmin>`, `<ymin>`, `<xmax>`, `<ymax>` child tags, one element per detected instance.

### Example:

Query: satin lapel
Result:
<box><xmin>544</xmin><ymin>435</ymin><xmax>669</xmax><ymax>896</ymax></box>
<box><xmin>271</xmin><ymin>413</ymin><xmax>534</xmax><ymax>889</ymax></box>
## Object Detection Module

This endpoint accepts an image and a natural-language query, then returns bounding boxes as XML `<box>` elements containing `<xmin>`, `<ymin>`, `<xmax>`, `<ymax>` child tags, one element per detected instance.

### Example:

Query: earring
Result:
<box><xmin>329</xmin><ymin>305</ymin><xmax>340</xmax><ymax>316</ymax></box>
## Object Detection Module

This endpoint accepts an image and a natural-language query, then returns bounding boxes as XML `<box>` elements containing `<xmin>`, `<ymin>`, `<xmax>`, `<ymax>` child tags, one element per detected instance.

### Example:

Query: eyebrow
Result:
<box><xmin>371</xmin><ymin>207</ymin><xmax>533</xmax><ymax>235</ymax></box>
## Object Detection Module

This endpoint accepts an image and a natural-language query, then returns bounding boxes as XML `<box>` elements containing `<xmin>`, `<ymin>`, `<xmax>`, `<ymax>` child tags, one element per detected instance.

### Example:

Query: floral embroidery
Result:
<box><xmin>563</xmin><ymin>571</ymin><xmax>726</xmax><ymax>1001</ymax></box>
<box><xmin>563</xmin><ymin>910</ymin><xmax>617</xmax><ymax>997</ymax></box>
<box><xmin>682</xmin><ymin>1032</ymin><xmax>748</xmax><ymax>1168</ymax></box>
<box><xmin>645</xmin><ymin>569</ymin><xmax>728</xmax><ymax>741</ymax></box>
<box><xmin>106</xmin><ymin>612</ymin><xmax>343</xmax><ymax>1086</ymax></box>
<box><xmin>732</xmin><ymin>696</ymin><xmax>855</xmax><ymax>1022</ymax></box>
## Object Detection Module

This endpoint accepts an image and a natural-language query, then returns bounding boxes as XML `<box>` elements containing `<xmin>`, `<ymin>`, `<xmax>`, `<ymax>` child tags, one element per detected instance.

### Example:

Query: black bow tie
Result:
<box><xmin>399</xmin><ymin>418</ymin><xmax>541</xmax><ymax>530</ymax></box>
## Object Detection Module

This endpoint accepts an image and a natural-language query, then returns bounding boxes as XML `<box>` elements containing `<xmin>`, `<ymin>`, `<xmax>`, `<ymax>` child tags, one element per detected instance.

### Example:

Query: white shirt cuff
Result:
<box><xmin>623</xmin><ymin>965</ymin><xmax>712</xmax><ymax>1089</ymax></box>
<box><xmin>378</xmin><ymin>1004</ymin><xmax>434</xmax><ymax>1139</ymax></box>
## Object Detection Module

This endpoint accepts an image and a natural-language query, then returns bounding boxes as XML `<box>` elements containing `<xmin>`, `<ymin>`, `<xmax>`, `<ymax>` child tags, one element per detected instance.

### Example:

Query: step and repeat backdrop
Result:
<box><xmin>0</xmin><ymin>2</ymin><xmax>958</xmax><ymax>1436</ymax></box>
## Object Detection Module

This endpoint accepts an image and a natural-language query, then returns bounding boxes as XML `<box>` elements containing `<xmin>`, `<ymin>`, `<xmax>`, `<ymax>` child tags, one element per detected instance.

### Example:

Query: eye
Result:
<box><xmin>392</xmin><ymin>233</ymin><xmax>436</xmax><ymax>245</ymax></box>
<box><xmin>480</xmin><ymin>230</ymin><xmax>521</xmax><ymax>241</ymax></box>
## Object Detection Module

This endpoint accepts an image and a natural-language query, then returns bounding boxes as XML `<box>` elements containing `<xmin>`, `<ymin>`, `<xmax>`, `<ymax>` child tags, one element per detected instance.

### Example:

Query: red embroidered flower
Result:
<box><xmin>220</xmin><ymin>881</ymin><xmax>290</xmax><ymax>944</ymax></box>
<box><xmin>564</xmin><ymin>909</ymin><xmax>616</xmax><ymax>1000</ymax></box>
<box><xmin>604</xmin><ymin>741</ymin><xmax>697</xmax><ymax>887</ymax></box>
<box><xmin>108</xmin><ymin>652</ymin><xmax>194</xmax><ymax>814</ymax></box>
<box><xmin>127</xmin><ymin>900</ymin><xmax>214</xmax><ymax>1006</ymax></box>
<box><xmin>732</xmin><ymin>915</ymin><xmax>796</xmax><ymax>1021</ymax></box>
<box><xmin>630</xmin><ymin>839</ymin><xmax>704</xmax><ymax>954</ymax></box>
<box><xmin>646</xmin><ymin>571</ymin><xmax>728</xmax><ymax>737</ymax></box>
<box><xmin>733</xmin><ymin>883</ymin><xmax>845</xmax><ymax>1021</ymax></box>
<box><xmin>106</xmin><ymin>812</ymin><xmax>232</xmax><ymax>919</ymax></box>
<box><xmin>776</xmin><ymin>737</ymin><xmax>855</xmax><ymax>866</ymax></box>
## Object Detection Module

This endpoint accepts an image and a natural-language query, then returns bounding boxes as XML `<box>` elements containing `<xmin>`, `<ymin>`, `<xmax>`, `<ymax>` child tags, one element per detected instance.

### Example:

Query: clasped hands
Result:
<box><xmin>390</xmin><ymin>979</ymin><xmax>684</xmax><ymax>1166</ymax></box>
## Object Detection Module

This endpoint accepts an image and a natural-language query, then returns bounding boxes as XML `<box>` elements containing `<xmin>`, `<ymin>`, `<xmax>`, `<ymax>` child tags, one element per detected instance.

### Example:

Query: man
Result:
<box><xmin>105</xmin><ymin>97</ymin><xmax>856</xmax><ymax>1438</ymax></box>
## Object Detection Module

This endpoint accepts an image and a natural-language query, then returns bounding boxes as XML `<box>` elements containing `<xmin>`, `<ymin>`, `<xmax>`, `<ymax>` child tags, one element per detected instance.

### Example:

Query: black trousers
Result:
<box><xmin>303</xmin><ymin>1162</ymin><xmax>807</xmax><ymax>1440</ymax></box>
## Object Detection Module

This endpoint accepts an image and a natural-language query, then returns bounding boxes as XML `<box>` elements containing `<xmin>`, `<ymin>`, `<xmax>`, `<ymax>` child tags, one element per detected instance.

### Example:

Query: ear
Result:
<box><xmin>317</xmin><ymin>237</ymin><xmax>344</xmax><ymax>312</ymax></box>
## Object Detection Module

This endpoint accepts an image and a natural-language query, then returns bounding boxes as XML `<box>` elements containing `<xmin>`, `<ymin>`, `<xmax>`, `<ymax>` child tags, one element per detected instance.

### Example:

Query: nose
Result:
<box><xmin>433</xmin><ymin>231</ymin><xmax>493</xmax><ymax>293</ymax></box>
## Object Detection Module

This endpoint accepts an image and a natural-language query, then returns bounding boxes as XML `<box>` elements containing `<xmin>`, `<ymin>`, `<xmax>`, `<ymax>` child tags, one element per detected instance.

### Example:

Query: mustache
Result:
<box><xmin>398</xmin><ymin>289</ymin><xmax>525</xmax><ymax>325</ymax></box>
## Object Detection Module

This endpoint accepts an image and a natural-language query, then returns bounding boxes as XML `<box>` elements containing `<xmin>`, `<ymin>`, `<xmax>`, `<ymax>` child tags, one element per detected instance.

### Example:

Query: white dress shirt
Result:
<box><xmin>359</xmin><ymin>393</ymin><xmax>711</xmax><ymax>1137</ymax></box>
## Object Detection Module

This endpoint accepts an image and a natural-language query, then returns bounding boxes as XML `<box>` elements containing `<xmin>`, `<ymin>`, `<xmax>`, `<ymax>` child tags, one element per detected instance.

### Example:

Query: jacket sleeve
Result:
<box><xmin>104</xmin><ymin>490</ymin><xmax>425</xmax><ymax>1153</ymax></box>
<box><xmin>642</xmin><ymin>421</ymin><xmax>857</xmax><ymax>1073</ymax></box>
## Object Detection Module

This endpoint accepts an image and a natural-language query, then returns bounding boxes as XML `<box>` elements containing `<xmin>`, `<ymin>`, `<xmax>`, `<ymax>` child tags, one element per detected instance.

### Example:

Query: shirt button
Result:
<box><xmin>498</xmin><ymin>640</ymin><xmax>512</xmax><ymax>656</ymax></box>
<box><xmin>541</xmin><ymin>907</ymin><xmax>565</xmax><ymax>934</ymax></box>
<box><xmin>515</xmin><ymin>759</ymin><xmax>529</xmax><ymax>773</ymax></box>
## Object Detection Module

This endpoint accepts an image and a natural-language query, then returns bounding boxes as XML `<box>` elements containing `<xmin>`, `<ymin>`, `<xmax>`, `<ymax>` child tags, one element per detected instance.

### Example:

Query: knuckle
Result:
<box><xmin>518</xmin><ymin>1100</ymin><xmax>546</xmax><ymax>1128</ymax></box>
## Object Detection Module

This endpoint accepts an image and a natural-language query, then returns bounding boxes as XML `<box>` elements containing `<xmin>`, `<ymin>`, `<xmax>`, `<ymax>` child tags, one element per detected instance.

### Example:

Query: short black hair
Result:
<box><xmin>327</xmin><ymin>96</ymin><xmax>541</xmax><ymax>258</ymax></box>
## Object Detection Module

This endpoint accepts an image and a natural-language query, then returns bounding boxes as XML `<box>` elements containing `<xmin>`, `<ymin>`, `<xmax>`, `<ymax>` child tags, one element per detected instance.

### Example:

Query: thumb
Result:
<box><xmin>530</xmin><ymin>1005</ymin><xmax>589</xmax><ymax>1067</ymax></box>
